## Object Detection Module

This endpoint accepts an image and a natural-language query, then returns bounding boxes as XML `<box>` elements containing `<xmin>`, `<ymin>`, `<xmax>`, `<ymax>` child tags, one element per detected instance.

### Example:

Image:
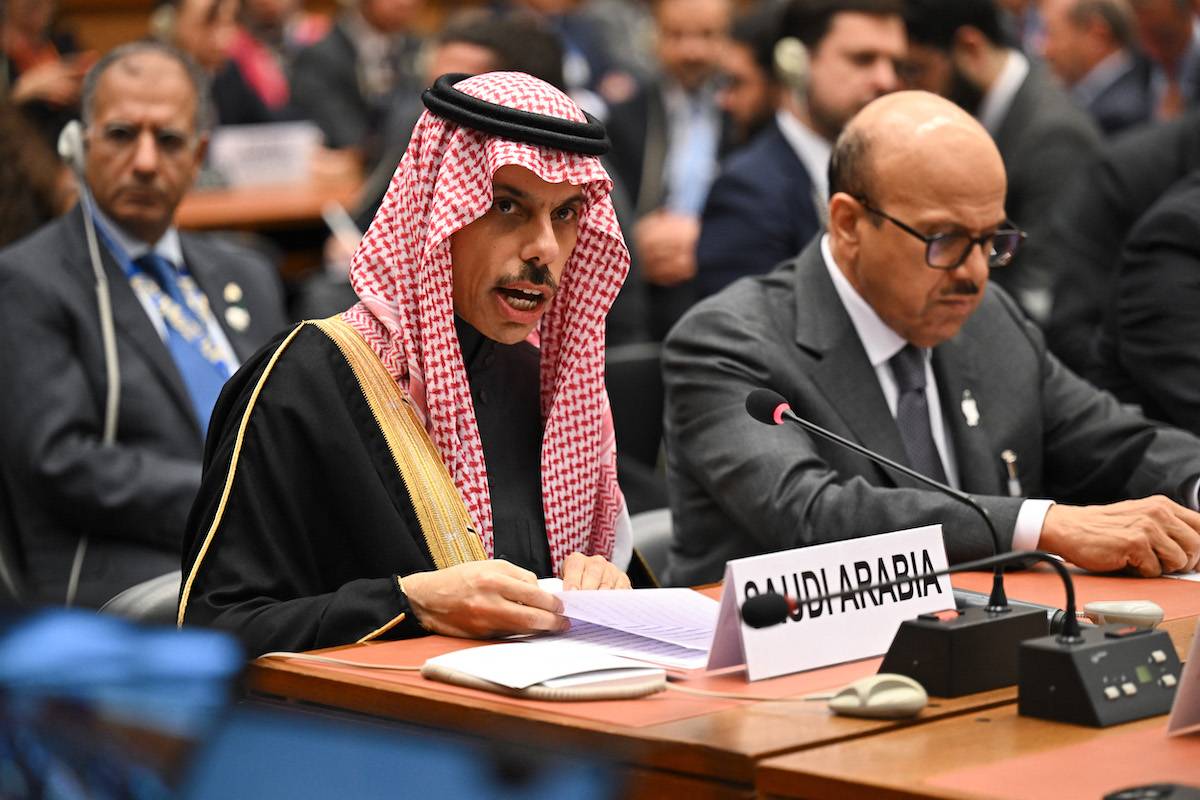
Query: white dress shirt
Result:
<box><xmin>978</xmin><ymin>50</ymin><xmax>1030</xmax><ymax>136</ymax></box>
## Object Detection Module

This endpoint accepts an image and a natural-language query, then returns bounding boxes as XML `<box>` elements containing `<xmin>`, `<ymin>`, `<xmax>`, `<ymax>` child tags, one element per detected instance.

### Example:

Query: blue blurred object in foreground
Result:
<box><xmin>181</xmin><ymin>705</ymin><xmax>619</xmax><ymax>800</ymax></box>
<box><xmin>0</xmin><ymin>609</ymin><xmax>243</xmax><ymax>799</ymax></box>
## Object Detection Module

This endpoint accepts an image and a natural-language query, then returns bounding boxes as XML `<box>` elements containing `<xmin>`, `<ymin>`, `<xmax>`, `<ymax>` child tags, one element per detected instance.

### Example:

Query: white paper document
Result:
<box><xmin>1164</xmin><ymin>572</ymin><xmax>1200</xmax><ymax>582</ymax></box>
<box><xmin>533</xmin><ymin>580</ymin><xmax>719</xmax><ymax>669</ymax></box>
<box><xmin>425</xmin><ymin>641</ymin><xmax>658</xmax><ymax>690</ymax></box>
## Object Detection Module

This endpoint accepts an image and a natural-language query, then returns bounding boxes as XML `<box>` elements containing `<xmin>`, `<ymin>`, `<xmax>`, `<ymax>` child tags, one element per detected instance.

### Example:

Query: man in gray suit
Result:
<box><xmin>0</xmin><ymin>42</ymin><xmax>287</xmax><ymax>607</ymax></box>
<box><xmin>662</xmin><ymin>90</ymin><xmax>1200</xmax><ymax>587</ymax></box>
<box><xmin>903</xmin><ymin>0</ymin><xmax>1102</xmax><ymax>324</ymax></box>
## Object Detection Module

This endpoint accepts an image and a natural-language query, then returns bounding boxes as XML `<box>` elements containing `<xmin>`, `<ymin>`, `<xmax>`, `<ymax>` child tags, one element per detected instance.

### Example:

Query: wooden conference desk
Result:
<box><xmin>175</xmin><ymin>176</ymin><xmax>361</xmax><ymax>233</ymax></box>
<box><xmin>248</xmin><ymin>573</ymin><xmax>1200</xmax><ymax>799</ymax></box>
<box><xmin>757</xmin><ymin>613</ymin><xmax>1198</xmax><ymax>799</ymax></box>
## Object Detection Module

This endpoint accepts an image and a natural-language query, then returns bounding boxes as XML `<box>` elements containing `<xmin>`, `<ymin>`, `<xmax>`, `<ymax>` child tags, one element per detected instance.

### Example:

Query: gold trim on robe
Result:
<box><xmin>178</xmin><ymin>317</ymin><xmax>485</xmax><ymax>640</ymax></box>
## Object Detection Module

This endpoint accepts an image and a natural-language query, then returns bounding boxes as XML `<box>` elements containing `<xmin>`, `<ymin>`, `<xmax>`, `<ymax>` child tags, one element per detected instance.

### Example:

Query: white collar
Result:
<box><xmin>820</xmin><ymin>233</ymin><xmax>908</xmax><ymax>367</ymax></box>
<box><xmin>978</xmin><ymin>50</ymin><xmax>1029</xmax><ymax>135</ymax></box>
<box><xmin>92</xmin><ymin>201</ymin><xmax>184</xmax><ymax>269</ymax></box>
<box><xmin>775</xmin><ymin>109</ymin><xmax>832</xmax><ymax>201</ymax></box>
<box><xmin>1071</xmin><ymin>49</ymin><xmax>1134</xmax><ymax>107</ymax></box>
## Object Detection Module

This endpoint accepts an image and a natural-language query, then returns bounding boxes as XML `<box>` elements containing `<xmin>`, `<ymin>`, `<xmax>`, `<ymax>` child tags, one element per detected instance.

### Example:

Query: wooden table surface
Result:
<box><xmin>249</xmin><ymin>654</ymin><xmax>1013</xmax><ymax>798</ymax></box>
<box><xmin>757</xmin><ymin>615</ymin><xmax>1199</xmax><ymax>800</ymax></box>
<box><xmin>175</xmin><ymin>177</ymin><xmax>361</xmax><ymax>232</ymax></box>
<box><xmin>247</xmin><ymin>579</ymin><xmax>1198</xmax><ymax>799</ymax></box>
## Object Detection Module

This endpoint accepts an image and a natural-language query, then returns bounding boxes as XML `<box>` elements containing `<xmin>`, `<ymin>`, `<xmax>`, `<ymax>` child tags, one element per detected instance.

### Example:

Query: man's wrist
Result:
<box><xmin>395</xmin><ymin>573</ymin><xmax>428</xmax><ymax>632</ymax></box>
<box><xmin>1014</xmin><ymin>498</ymin><xmax>1055</xmax><ymax>551</ymax></box>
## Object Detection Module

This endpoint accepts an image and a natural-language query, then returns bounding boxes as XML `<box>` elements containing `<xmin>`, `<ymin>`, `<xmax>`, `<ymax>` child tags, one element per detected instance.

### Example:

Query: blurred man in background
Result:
<box><xmin>0</xmin><ymin>42</ymin><xmax>286</xmax><ymax>607</ymax></box>
<box><xmin>1040</xmin><ymin>0</ymin><xmax>1152</xmax><ymax>134</ymax></box>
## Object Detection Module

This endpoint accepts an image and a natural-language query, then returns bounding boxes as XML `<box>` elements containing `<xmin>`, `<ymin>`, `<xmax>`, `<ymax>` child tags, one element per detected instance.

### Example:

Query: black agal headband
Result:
<box><xmin>421</xmin><ymin>73</ymin><xmax>611</xmax><ymax>156</ymax></box>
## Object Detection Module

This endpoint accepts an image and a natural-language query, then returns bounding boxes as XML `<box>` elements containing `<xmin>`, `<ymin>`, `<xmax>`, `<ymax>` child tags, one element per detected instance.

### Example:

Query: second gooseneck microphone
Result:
<box><xmin>744</xmin><ymin>388</ymin><xmax>1010</xmax><ymax>612</ymax></box>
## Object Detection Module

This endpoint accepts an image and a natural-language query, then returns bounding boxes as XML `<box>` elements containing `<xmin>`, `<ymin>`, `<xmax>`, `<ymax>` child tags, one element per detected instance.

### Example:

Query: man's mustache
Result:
<box><xmin>498</xmin><ymin>261</ymin><xmax>558</xmax><ymax>293</ymax></box>
<box><xmin>941</xmin><ymin>279</ymin><xmax>979</xmax><ymax>297</ymax></box>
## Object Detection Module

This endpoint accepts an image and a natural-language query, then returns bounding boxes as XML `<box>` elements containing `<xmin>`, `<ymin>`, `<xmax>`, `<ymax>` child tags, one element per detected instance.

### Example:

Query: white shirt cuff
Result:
<box><xmin>1012</xmin><ymin>499</ymin><xmax>1055</xmax><ymax>551</ymax></box>
<box><xmin>1190</xmin><ymin>477</ymin><xmax>1200</xmax><ymax>510</ymax></box>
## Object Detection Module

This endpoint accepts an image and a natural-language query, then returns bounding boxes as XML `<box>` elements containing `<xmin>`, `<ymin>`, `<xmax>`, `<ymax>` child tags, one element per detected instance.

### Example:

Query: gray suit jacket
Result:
<box><xmin>661</xmin><ymin>240</ymin><xmax>1200</xmax><ymax>586</ymax></box>
<box><xmin>991</xmin><ymin>63</ymin><xmax>1102</xmax><ymax>318</ymax></box>
<box><xmin>0</xmin><ymin>206</ymin><xmax>288</xmax><ymax>606</ymax></box>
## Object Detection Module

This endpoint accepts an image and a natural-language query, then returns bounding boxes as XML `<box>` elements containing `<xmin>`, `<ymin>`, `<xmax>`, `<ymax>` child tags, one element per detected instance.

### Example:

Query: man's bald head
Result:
<box><xmin>830</xmin><ymin>90</ymin><xmax>1004</xmax><ymax>206</ymax></box>
<box><xmin>827</xmin><ymin>91</ymin><xmax>1012</xmax><ymax>348</ymax></box>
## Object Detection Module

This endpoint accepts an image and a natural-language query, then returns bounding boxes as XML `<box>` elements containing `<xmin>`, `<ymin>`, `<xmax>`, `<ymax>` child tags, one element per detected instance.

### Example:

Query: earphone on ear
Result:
<box><xmin>773</xmin><ymin>36</ymin><xmax>810</xmax><ymax>93</ymax></box>
<box><xmin>57</xmin><ymin>119</ymin><xmax>86</xmax><ymax>177</ymax></box>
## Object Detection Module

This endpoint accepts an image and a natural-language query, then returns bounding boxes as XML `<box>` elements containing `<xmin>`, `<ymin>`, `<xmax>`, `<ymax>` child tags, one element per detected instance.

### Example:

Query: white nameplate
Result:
<box><xmin>209</xmin><ymin>121</ymin><xmax>322</xmax><ymax>187</ymax></box>
<box><xmin>707</xmin><ymin>525</ymin><xmax>953</xmax><ymax>681</ymax></box>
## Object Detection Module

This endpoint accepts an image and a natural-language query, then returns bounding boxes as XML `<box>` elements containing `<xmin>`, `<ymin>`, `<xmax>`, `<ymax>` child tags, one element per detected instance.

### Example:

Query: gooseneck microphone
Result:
<box><xmin>745</xmin><ymin>388</ymin><xmax>1010</xmax><ymax>612</ymax></box>
<box><xmin>739</xmin><ymin>550</ymin><xmax>1083</xmax><ymax>643</ymax></box>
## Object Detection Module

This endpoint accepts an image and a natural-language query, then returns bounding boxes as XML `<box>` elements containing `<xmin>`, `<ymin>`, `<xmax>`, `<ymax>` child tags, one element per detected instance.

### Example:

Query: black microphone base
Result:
<box><xmin>879</xmin><ymin>606</ymin><xmax>1048</xmax><ymax>697</ymax></box>
<box><xmin>1018</xmin><ymin>624</ymin><xmax>1180</xmax><ymax>727</ymax></box>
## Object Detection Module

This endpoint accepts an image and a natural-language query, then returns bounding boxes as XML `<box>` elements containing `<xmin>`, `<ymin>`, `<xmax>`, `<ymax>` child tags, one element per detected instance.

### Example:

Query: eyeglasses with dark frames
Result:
<box><xmin>856</xmin><ymin>198</ymin><xmax>1027</xmax><ymax>270</ymax></box>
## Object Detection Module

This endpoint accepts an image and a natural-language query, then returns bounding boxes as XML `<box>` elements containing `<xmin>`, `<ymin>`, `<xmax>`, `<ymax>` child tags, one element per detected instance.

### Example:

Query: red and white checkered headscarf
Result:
<box><xmin>342</xmin><ymin>72</ymin><xmax>631</xmax><ymax>573</ymax></box>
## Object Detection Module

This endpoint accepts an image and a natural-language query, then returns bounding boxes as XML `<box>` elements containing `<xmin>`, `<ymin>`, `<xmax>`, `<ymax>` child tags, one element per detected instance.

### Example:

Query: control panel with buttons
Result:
<box><xmin>1019</xmin><ymin>625</ymin><xmax>1181</xmax><ymax>727</ymax></box>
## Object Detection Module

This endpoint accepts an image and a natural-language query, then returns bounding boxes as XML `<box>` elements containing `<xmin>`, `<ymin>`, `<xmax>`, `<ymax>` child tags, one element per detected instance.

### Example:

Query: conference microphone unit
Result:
<box><xmin>744</xmin><ymin>388</ymin><xmax>1048</xmax><ymax>696</ymax></box>
<box><xmin>736</xmin><ymin>552</ymin><xmax>1183</xmax><ymax>728</ymax></box>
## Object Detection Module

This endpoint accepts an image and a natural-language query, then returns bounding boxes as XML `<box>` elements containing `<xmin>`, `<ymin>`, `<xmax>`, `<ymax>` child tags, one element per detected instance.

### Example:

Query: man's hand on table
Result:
<box><xmin>561</xmin><ymin>552</ymin><xmax>632</xmax><ymax>590</ymax></box>
<box><xmin>402</xmin><ymin>560</ymin><xmax>567</xmax><ymax>638</ymax></box>
<box><xmin>401</xmin><ymin>554</ymin><xmax>631</xmax><ymax>638</ymax></box>
<box><xmin>1040</xmin><ymin>496</ymin><xmax>1200</xmax><ymax>577</ymax></box>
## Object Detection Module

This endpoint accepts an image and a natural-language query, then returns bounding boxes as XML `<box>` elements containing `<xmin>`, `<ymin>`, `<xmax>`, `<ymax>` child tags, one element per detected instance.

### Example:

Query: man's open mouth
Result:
<box><xmin>497</xmin><ymin>287</ymin><xmax>545</xmax><ymax>311</ymax></box>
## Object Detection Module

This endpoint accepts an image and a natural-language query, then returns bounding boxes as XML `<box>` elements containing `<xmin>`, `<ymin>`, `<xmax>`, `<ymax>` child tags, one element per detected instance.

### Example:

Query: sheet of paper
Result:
<box><xmin>1164</xmin><ymin>572</ymin><xmax>1200</xmax><ymax>582</ymax></box>
<box><xmin>553</xmin><ymin>589</ymin><xmax>719</xmax><ymax>651</ymax></box>
<box><xmin>552</xmin><ymin>620</ymin><xmax>709</xmax><ymax>669</ymax></box>
<box><xmin>424</xmin><ymin>640</ymin><xmax>651</xmax><ymax>690</ymax></box>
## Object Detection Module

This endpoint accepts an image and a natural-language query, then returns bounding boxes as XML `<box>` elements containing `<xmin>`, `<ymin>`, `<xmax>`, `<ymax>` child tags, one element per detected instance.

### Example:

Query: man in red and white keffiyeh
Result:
<box><xmin>343</xmin><ymin>71</ymin><xmax>634</xmax><ymax>632</ymax></box>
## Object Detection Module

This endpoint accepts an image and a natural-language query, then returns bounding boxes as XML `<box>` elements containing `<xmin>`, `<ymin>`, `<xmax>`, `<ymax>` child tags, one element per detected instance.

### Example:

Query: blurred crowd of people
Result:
<box><xmin>2</xmin><ymin>0</ymin><xmax>1200</xmax><ymax>606</ymax></box>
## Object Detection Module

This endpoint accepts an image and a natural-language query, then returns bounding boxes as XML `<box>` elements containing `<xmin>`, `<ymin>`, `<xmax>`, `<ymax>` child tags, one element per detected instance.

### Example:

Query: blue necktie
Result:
<box><xmin>135</xmin><ymin>253</ymin><xmax>230</xmax><ymax>435</ymax></box>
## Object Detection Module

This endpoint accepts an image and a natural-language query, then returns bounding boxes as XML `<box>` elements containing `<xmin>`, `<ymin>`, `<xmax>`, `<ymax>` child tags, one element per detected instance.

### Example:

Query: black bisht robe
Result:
<box><xmin>180</xmin><ymin>321</ymin><xmax>552</xmax><ymax>656</ymax></box>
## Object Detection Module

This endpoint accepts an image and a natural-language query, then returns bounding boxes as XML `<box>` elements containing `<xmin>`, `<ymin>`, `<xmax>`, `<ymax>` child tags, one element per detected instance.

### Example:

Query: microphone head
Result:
<box><xmin>746</xmin><ymin>389</ymin><xmax>790</xmax><ymax>426</ymax></box>
<box><xmin>740</xmin><ymin>593</ymin><xmax>792</xmax><ymax>629</ymax></box>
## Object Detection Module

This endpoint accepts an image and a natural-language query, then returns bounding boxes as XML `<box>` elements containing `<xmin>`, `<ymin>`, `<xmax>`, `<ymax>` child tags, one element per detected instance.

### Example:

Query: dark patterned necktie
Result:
<box><xmin>889</xmin><ymin>344</ymin><xmax>948</xmax><ymax>483</ymax></box>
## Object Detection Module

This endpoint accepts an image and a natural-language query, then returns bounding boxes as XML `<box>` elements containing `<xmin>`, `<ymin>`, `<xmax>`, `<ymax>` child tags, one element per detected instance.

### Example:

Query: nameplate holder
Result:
<box><xmin>1168</xmin><ymin>617</ymin><xmax>1200</xmax><ymax>736</ymax></box>
<box><xmin>707</xmin><ymin>525</ymin><xmax>952</xmax><ymax>681</ymax></box>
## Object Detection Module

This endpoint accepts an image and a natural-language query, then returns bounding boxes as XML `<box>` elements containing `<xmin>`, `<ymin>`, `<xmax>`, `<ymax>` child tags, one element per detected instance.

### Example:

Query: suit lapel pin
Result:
<box><xmin>961</xmin><ymin>390</ymin><xmax>980</xmax><ymax>427</ymax></box>
<box><xmin>223</xmin><ymin>282</ymin><xmax>243</xmax><ymax>304</ymax></box>
<box><xmin>225</xmin><ymin>306</ymin><xmax>250</xmax><ymax>332</ymax></box>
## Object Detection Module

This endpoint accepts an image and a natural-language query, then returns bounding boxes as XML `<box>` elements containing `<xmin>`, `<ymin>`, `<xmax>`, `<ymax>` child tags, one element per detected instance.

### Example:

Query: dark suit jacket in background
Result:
<box><xmin>291</xmin><ymin>21</ymin><xmax>367</xmax><ymax>150</ymax></box>
<box><xmin>0</xmin><ymin>207</ymin><xmax>288</xmax><ymax>607</ymax></box>
<box><xmin>662</xmin><ymin>239</ymin><xmax>1200</xmax><ymax>586</ymax></box>
<box><xmin>290</xmin><ymin>18</ymin><xmax>422</xmax><ymax>169</ymax></box>
<box><xmin>604</xmin><ymin>78</ymin><xmax>718</xmax><ymax>340</ymax></box>
<box><xmin>605</xmin><ymin>80</ymin><xmax>670</xmax><ymax>219</ymax></box>
<box><xmin>1045</xmin><ymin>109</ymin><xmax>1200</xmax><ymax>380</ymax></box>
<box><xmin>1094</xmin><ymin>170</ymin><xmax>1200</xmax><ymax>433</ymax></box>
<box><xmin>694</xmin><ymin>118</ymin><xmax>821</xmax><ymax>298</ymax></box>
<box><xmin>1081</xmin><ymin>55</ymin><xmax>1153</xmax><ymax>137</ymax></box>
<box><xmin>990</xmin><ymin>62</ymin><xmax>1102</xmax><ymax>321</ymax></box>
